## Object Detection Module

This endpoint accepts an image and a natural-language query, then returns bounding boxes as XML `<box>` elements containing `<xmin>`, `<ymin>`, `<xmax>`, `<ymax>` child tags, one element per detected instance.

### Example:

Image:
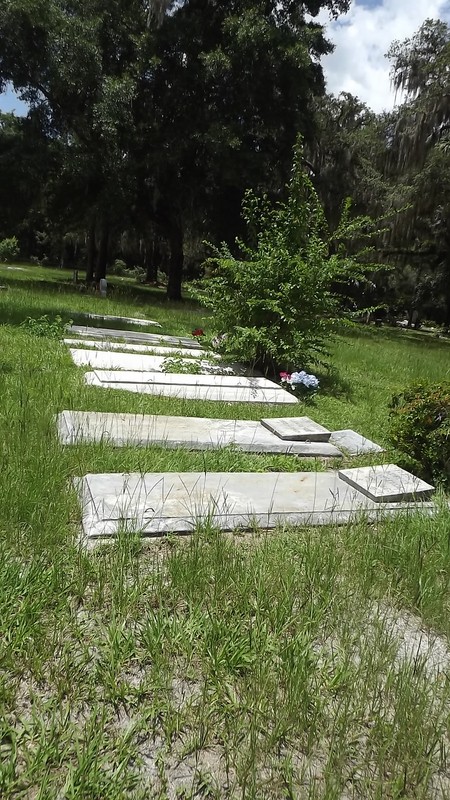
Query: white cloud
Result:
<box><xmin>318</xmin><ymin>0</ymin><xmax>450</xmax><ymax>112</ymax></box>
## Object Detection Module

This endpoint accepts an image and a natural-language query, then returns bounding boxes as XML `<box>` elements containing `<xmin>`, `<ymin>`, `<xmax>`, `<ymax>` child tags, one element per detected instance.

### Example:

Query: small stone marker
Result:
<box><xmin>69</xmin><ymin>325</ymin><xmax>204</xmax><ymax>349</ymax></box>
<box><xmin>338</xmin><ymin>464</ymin><xmax>434</xmax><ymax>503</ymax></box>
<box><xmin>261</xmin><ymin>416</ymin><xmax>331</xmax><ymax>442</ymax></box>
<box><xmin>329</xmin><ymin>429</ymin><xmax>384</xmax><ymax>455</ymax></box>
<box><xmin>99</xmin><ymin>278</ymin><xmax>107</xmax><ymax>298</ymax></box>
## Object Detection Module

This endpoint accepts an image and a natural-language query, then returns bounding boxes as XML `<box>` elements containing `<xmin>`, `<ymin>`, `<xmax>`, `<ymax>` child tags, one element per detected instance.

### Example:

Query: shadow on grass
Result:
<box><xmin>317</xmin><ymin>365</ymin><xmax>354</xmax><ymax>401</ymax></box>
<box><xmin>0</xmin><ymin>276</ymin><xmax>202</xmax><ymax>328</ymax></box>
<box><xmin>344</xmin><ymin>322</ymin><xmax>450</xmax><ymax>350</ymax></box>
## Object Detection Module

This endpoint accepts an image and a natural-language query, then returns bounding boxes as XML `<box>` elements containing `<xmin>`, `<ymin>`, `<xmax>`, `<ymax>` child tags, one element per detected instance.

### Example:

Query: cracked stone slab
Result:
<box><xmin>58</xmin><ymin>410</ymin><xmax>342</xmax><ymax>457</ymax></box>
<box><xmin>75</xmin><ymin>470</ymin><xmax>436</xmax><ymax>540</ymax></box>
<box><xmin>338</xmin><ymin>464</ymin><xmax>434</xmax><ymax>503</ymax></box>
<box><xmin>84</xmin><ymin>370</ymin><xmax>297</xmax><ymax>404</ymax></box>
<box><xmin>330</xmin><ymin>429</ymin><xmax>384</xmax><ymax>455</ymax></box>
<box><xmin>261</xmin><ymin>417</ymin><xmax>331</xmax><ymax>442</ymax></box>
<box><xmin>68</xmin><ymin>325</ymin><xmax>204</xmax><ymax>349</ymax></box>
<box><xmin>69</xmin><ymin>348</ymin><xmax>229</xmax><ymax>374</ymax></box>
<box><xmin>64</xmin><ymin>338</ymin><xmax>220</xmax><ymax>359</ymax></box>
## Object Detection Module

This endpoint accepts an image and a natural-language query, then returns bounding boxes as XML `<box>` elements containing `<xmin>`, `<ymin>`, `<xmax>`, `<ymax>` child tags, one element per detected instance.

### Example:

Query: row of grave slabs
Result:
<box><xmin>61</xmin><ymin>314</ymin><xmax>435</xmax><ymax>545</ymax></box>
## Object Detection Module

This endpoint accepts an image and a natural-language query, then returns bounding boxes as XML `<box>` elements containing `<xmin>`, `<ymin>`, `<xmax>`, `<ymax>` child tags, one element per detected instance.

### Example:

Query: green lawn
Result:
<box><xmin>1</xmin><ymin>272</ymin><xmax>450</xmax><ymax>798</ymax></box>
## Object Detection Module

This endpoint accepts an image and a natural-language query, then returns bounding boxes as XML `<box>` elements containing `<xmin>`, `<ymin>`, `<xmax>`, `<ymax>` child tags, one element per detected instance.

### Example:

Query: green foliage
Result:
<box><xmin>161</xmin><ymin>356</ymin><xmax>202</xmax><ymax>374</ymax></box>
<box><xmin>193</xmin><ymin>145</ymin><xmax>385</xmax><ymax>374</ymax></box>
<box><xmin>389</xmin><ymin>383</ymin><xmax>450</xmax><ymax>484</ymax></box>
<box><xmin>0</xmin><ymin>236</ymin><xmax>19</xmax><ymax>262</ymax></box>
<box><xmin>110</xmin><ymin>259</ymin><xmax>127</xmax><ymax>276</ymax></box>
<box><xmin>20</xmin><ymin>314</ymin><xmax>69</xmax><ymax>339</ymax></box>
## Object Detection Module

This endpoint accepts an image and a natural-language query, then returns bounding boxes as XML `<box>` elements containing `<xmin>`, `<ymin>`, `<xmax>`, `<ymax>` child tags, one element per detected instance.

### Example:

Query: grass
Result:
<box><xmin>1</xmin><ymin>269</ymin><xmax>450</xmax><ymax>798</ymax></box>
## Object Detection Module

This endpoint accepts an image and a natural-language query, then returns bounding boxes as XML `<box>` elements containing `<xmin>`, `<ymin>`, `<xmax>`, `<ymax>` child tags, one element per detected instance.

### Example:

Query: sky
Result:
<box><xmin>318</xmin><ymin>0</ymin><xmax>450</xmax><ymax>112</ymax></box>
<box><xmin>1</xmin><ymin>0</ymin><xmax>450</xmax><ymax>116</ymax></box>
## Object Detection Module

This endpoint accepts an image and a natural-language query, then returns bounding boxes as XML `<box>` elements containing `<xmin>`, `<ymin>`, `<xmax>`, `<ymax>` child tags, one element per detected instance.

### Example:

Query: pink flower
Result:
<box><xmin>280</xmin><ymin>371</ymin><xmax>290</xmax><ymax>380</ymax></box>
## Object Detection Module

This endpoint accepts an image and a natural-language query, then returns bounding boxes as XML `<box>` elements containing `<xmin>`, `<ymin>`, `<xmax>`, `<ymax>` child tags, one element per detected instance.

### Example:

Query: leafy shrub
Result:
<box><xmin>389</xmin><ymin>383</ymin><xmax>450</xmax><ymax>484</ymax></box>
<box><xmin>0</xmin><ymin>236</ymin><xmax>19</xmax><ymax>263</ymax></box>
<box><xmin>192</xmin><ymin>143</ymin><xmax>385</xmax><ymax>375</ymax></box>
<box><xmin>162</xmin><ymin>356</ymin><xmax>202</xmax><ymax>374</ymax></box>
<box><xmin>20</xmin><ymin>314</ymin><xmax>69</xmax><ymax>339</ymax></box>
<box><xmin>109</xmin><ymin>258</ymin><xmax>127</xmax><ymax>276</ymax></box>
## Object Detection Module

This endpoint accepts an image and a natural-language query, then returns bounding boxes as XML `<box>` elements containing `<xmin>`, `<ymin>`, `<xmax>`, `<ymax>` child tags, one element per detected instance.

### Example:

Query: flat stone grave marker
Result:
<box><xmin>81</xmin><ymin>312</ymin><xmax>161</xmax><ymax>327</ymax></box>
<box><xmin>69</xmin><ymin>348</ymin><xmax>229</xmax><ymax>374</ymax></box>
<box><xmin>84</xmin><ymin>370</ymin><xmax>298</xmax><ymax>404</ymax></box>
<box><xmin>329</xmin><ymin>429</ymin><xmax>384</xmax><ymax>455</ymax></box>
<box><xmin>64</xmin><ymin>338</ymin><xmax>220</xmax><ymax>359</ymax></box>
<box><xmin>58</xmin><ymin>410</ymin><xmax>342</xmax><ymax>457</ymax></box>
<box><xmin>76</xmin><ymin>469</ymin><xmax>436</xmax><ymax>540</ymax></box>
<box><xmin>338</xmin><ymin>464</ymin><xmax>434</xmax><ymax>503</ymax></box>
<box><xmin>68</xmin><ymin>325</ymin><xmax>204</xmax><ymax>349</ymax></box>
<box><xmin>261</xmin><ymin>416</ymin><xmax>331</xmax><ymax>442</ymax></box>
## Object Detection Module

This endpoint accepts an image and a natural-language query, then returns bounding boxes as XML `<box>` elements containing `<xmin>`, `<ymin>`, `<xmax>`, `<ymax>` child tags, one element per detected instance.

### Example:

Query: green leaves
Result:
<box><xmin>193</xmin><ymin>143</ymin><xmax>386</xmax><ymax>374</ymax></box>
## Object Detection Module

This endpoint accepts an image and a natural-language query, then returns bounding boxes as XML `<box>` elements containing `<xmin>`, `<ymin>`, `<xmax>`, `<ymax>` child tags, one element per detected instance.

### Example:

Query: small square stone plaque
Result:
<box><xmin>338</xmin><ymin>464</ymin><xmax>434</xmax><ymax>503</ymax></box>
<box><xmin>261</xmin><ymin>417</ymin><xmax>331</xmax><ymax>442</ymax></box>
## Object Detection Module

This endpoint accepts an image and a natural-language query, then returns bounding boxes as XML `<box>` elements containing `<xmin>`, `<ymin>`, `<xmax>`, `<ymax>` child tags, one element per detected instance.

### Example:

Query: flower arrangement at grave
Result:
<box><xmin>280</xmin><ymin>370</ymin><xmax>319</xmax><ymax>394</ymax></box>
<box><xmin>192</xmin><ymin>328</ymin><xmax>204</xmax><ymax>338</ymax></box>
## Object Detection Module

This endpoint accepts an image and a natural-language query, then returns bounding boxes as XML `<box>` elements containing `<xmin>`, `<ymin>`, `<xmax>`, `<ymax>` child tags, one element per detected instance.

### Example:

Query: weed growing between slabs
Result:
<box><xmin>1</xmin><ymin>281</ymin><xmax>450</xmax><ymax>796</ymax></box>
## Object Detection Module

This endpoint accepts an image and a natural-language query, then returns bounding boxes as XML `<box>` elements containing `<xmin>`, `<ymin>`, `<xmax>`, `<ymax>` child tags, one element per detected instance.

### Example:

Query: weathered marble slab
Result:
<box><xmin>69</xmin><ymin>348</ymin><xmax>227</xmax><ymax>374</ymax></box>
<box><xmin>84</xmin><ymin>371</ymin><xmax>298</xmax><ymax>404</ymax></box>
<box><xmin>261</xmin><ymin>417</ymin><xmax>331</xmax><ymax>442</ymax></box>
<box><xmin>68</xmin><ymin>325</ymin><xmax>204</xmax><ymax>349</ymax></box>
<box><xmin>84</xmin><ymin>370</ymin><xmax>280</xmax><ymax>389</ymax></box>
<box><xmin>64</xmin><ymin>338</ymin><xmax>220</xmax><ymax>359</ymax></box>
<box><xmin>330</xmin><ymin>429</ymin><xmax>384</xmax><ymax>455</ymax></box>
<box><xmin>58</xmin><ymin>410</ymin><xmax>342</xmax><ymax>457</ymax></box>
<box><xmin>338</xmin><ymin>464</ymin><xmax>434</xmax><ymax>503</ymax></box>
<box><xmin>75</xmin><ymin>471</ymin><xmax>436</xmax><ymax>539</ymax></box>
<box><xmin>81</xmin><ymin>313</ymin><xmax>161</xmax><ymax>327</ymax></box>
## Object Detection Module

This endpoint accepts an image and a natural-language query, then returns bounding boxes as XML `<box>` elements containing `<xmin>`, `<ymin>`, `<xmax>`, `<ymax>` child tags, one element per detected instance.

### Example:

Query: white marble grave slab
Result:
<box><xmin>75</xmin><ymin>470</ymin><xmax>436</xmax><ymax>539</ymax></box>
<box><xmin>69</xmin><ymin>348</ymin><xmax>227</xmax><ymax>374</ymax></box>
<box><xmin>84</xmin><ymin>370</ymin><xmax>279</xmax><ymax>389</ymax></box>
<box><xmin>329</xmin><ymin>429</ymin><xmax>384</xmax><ymax>455</ymax></box>
<box><xmin>64</xmin><ymin>338</ymin><xmax>220</xmax><ymax>359</ymax></box>
<box><xmin>69</xmin><ymin>325</ymin><xmax>204</xmax><ymax>349</ymax></box>
<box><xmin>84</xmin><ymin>371</ymin><xmax>297</xmax><ymax>404</ymax></box>
<box><xmin>82</xmin><ymin>313</ymin><xmax>161</xmax><ymax>327</ymax></box>
<box><xmin>58</xmin><ymin>410</ymin><xmax>342</xmax><ymax>457</ymax></box>
<box><xmin>338</xmin><ymin>464</ymin><xmax>434</xmax><ymax>503</ymax></box>
<box><xmin>261</xmin><ymin>417</ymin><xmax>331</xmax><ymax>442</ymax></box>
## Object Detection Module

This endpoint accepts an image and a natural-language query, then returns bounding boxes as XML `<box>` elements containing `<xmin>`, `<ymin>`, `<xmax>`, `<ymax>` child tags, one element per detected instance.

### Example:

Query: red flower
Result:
<box><xmin>192</xmin><ymin>328</ymin><xmax>204</xmax><ymax>337</ymax></box>
<box><xmin>280</xmin><ymin>371</ymin><xmax>290</xmax><ymax>380</ymax></box>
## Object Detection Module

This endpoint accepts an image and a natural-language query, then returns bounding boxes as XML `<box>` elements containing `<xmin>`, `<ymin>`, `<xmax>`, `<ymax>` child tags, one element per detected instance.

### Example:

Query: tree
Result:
<box><xmin>0</xmin><ymin>0</ymin><xmax>352</xmax><ymax>298</ymax></box>
<box><xmin>193</xmin><ymin>143</ymin><xmax>386</xmax><ymax>374</ymax></box>
<box><xmin>384</xmin><ymin>20</ymin><xmax>450</xmax><ymax>326</ymax></box>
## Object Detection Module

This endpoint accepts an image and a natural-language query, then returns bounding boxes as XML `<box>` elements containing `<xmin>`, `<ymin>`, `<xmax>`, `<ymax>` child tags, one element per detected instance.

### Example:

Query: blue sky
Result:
<box><xmin>0</xmin><ymin>83</ymin><xmax>28</xmax><ymax>115</ymax></box>
<box><xmin>319</xmin><ymin>0</ymin><xmax>450</xmax><ymax>111</ymax></box>
<box><xmin>1</xmin><ymin>0</ymin><xmax>450</xmax><ymax>115</ymax></box>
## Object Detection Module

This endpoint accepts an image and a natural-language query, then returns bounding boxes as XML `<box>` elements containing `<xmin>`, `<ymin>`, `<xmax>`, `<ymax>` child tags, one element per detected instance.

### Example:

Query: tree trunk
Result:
<box><xmin>145</xmin><ymin>238</ymin><xmax>160</xmax><ymax>283</ymax></box>
<box><xmin>167</xmin><ymin>223</ymin><xmax>183</xmax><ymax>301</ymax></box>
<box><xmin>86</xmin><ymin>220</ymin><xmax>96</xmax><ymax>283</ymax></box>
<box><xmin>94</xmin><ymin>223</ymin><xmax>109</xmax><ymax>282</ymax></box>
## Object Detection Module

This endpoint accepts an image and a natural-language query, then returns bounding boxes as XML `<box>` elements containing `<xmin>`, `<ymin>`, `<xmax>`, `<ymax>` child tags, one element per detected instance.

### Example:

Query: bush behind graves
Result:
<box><xmin>0</xmin><ymin>236</ymin><xmax>19</xmax><ymax>262</ymax></box>
<box><xmin>389</xmin><ymin>382</ymin><xmax>450</xmax><ymax>484</ymax></box>
<box><xmin>192</xmin><ymin>143</ymin><xmax>386</xmax><ymax>375</ymax></box>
